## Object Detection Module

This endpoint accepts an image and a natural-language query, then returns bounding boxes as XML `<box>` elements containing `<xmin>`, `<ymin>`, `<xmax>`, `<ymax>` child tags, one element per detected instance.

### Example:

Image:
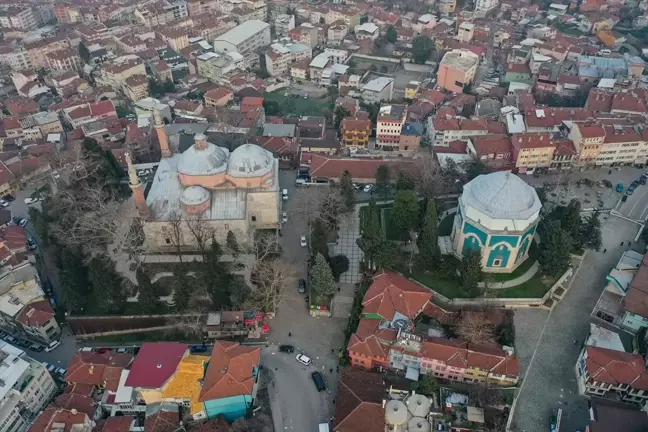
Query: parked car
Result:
<box><xmin>4</xmin><ymin>336</ymin><xmax>15</xmax><ymax>343</ymax></box>
<box><xmin>30</xmin><ymin>344</ymin><xmax>44</xmax><ymax>352</ymax></box>
<box><xmin>295</xmin><ymin>353</ymin><xmax>312</xmax><ymax>366</ymax></box>
<box><xmin>0</xmin><ymin>200</ymin><xmax>8</xmax><ymax>208</ymax></box>
<box><xmin>298</xmin><ymin>279</ymin><xmax>306</xmax><ymax>294</ymax></box>
<box><xmin>45</xmin><ymin>340</ymin><xmax>61</xmax><ymax>352</ymax></box>
<box><xmin>55</xmin><ymin>367</ymin><xmax>67</xmax><ymax>375</ymax></box>
<box><xmin>282</xmin><ymin>212</ymin><xmax>288</xmax><ymax>223</ymax></box>
<box><xmin>24</xmin><ymin>197</ymin><xmax>39</xmax><ymax>205</ymax></box>
<box><xmin>3</xmin><ymin>195</ymin><xmax>15</xmax><ymax>202</ymax></box>
<box><xmin>311</xmin><ymin>371</ymin><xmax>326</xmax><ymax>391</ymax></box>
<box><xmin>190</xmin><ymin>345</ymin><xmax>207</xmax><ymax>353</ymax></box>
<box><xmin>353</xmin><ymin>183</ymin><xmax>361</xmax><ymax>190</ymax></box>
<box><xmin>300</xmin><ymin>235</ymin><xmax>307</xmax><ymax>247</ymax></box>
<box><xmin>363</xmin><ymin>184</ymin><xmax>373</xmax><ymax>193</ymax></box>
<box><xmin>616</xmin><ymin>183</ymin><xmax>624</xmax><ymax>193</ymax></box>
<box><xmin>279</xmin><ymin>345</ymin><xmax>294</xmax><ymax>353</ymax></box>
<box><xmin>19</xmin><ymin>219</ymin><xmax>27</xmax><ymax>227</ymax></box>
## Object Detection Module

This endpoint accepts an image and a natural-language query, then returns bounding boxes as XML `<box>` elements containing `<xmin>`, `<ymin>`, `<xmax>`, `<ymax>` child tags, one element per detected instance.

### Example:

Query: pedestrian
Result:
<box><xmin>629</xmin><ymin>242</ymin><xmax>632</xmax><ymax>247</ymax></box>
<box><xmin>621</xmin><ymin>242</ymin><xmax>624</xmax><ymax>246</ymax></box>
<box><xmin>330</xmin><ymin>368</ymin><xmax>333</xmax><ymax>373</ymax></box>
<box><xmin>288</xmin><ymin>332</ymin><xmax>291</xmax><ymax>337</ymax></box>
<box><xmin>603</xmin><ymin>248</ymin><xmax>607</xmax><ymax>253</ymax></box>
<box><xmin>331</xmin><ymin>349</ymin><xmax>334</xmax><ymax>354</ymax></box>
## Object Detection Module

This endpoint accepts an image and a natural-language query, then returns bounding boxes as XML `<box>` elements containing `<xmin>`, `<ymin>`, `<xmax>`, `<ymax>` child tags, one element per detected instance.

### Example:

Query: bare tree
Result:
<box><xmin>166</xmin><ymin>211</ymin><xmax>185</xmax><ymax>263</ymax></box>
<box><xmin>186</xmin><ymin>215</ymin><xmax>215</xmax><ymax>259</ymax></box>
<box><xmin>252</xmin><ymin>231</ymin><xmax>281</xmax><ymax>261</ymax></box>
<box><xmin>456</xmin><ymin>311</ymin><xmax>497</xmax><ymax>344</ymax></box>
<box><xmin>247</xmin><ymin>259</ymin><xmax>296</xmax><ymax>313</ymax></box>
<box><xmin>292</xmin><ymin>188</ymin><xmax>345</xmax><ymax>233</ymax></box>
<box><xmin>413</xmin><ymin>151</ymin><xmax>454</xmax><ymax>199</ymax></box>
<box><xmin>166</xmin><ymin>314</ymin><xmax>206</xmax><ymax>339</ymax></box>
<box><xmin>230</xmin><ymin>413</ymin><xmax>273</xmax><ymax>432</ymax></box>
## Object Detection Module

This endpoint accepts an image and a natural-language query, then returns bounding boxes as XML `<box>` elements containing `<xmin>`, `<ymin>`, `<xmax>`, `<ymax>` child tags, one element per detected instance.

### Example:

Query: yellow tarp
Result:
<box><xmin>162</xmin><ymin>355</ymin><xmax>208</xmax><ymax>415</ymax></box>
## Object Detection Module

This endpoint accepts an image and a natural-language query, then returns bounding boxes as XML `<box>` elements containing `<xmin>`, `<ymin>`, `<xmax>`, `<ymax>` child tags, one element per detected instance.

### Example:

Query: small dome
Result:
<box><xmin>227</xmin><ymin>144</ymin><xmax>274</xmax><ymax>178</ymax></box>
<box><xmin>177</xmin><ymin>141</ymin><xmax>227</xmax><ymax>176</ymax></box>
<box><xmin>385</xmin><ymin>400</ymin><xmax>408</xmax><ymax>425</ymax></box>
<box><xmin>180</xmin><ymin>185</ymin><xmax>210</xmax><ymax>206</ymax></box>
<box><xmin>462</xmin><ymin>171</ymin><xmax>541</xmax><ymax>220</ymax></box>
<box><xmin>407</xmin><ymin>417</ymin><xmax>430</xmax><ymax>432</ymax></box>
<box><xmin>406</xmin><ymin>394</ymin><xmax>430</xmax><ymax>417</ymax></box>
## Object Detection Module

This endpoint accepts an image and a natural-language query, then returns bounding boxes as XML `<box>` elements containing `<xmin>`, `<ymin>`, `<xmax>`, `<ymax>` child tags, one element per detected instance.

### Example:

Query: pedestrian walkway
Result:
<box><xmin>477</xmin><ymin>261</ymin><xmax>540</xmax><ymax>289</ymax></box>
<box><xmin>333</xmin><ymin>207</ymin><xmax>362</xmax><ymax>284</ymax></box>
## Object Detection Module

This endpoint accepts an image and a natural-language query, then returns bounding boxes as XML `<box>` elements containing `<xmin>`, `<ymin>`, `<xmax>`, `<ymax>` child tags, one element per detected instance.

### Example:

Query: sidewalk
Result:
<box><xmin>477</xmin><ymin>261</ymin><xmax>540</xmax><ymax>289</ymax></box>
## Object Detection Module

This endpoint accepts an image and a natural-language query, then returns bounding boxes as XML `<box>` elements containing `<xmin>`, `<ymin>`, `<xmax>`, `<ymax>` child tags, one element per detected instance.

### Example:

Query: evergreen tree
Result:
<box><xmin>311</xmin><ymin>253</ymin><xmax>337</xmax><ymax>296</ymax></box>
<box><xmin>460</xmin><ymin>248</ymin><xmax>482</xmax><ymax>296</ymax></box>
<box><xmin>396</xmin><ymin>172</ymin><xmax>415</xmax><ymax>191</ymax></box>
<box><xmin>538</xmin><ymin>220</ymin><xmax>572</xmax><ymax>277</ymax></box>
<box><xmin>202</xmin><ymin>240</ymin><xmax>231</xmax><ymax>310</ymax></box>
<box><xmin>562</xmin><ymin>199</ymin><xmax>582</xmax><ymax>241</ymax></box>
<box><xmin>226</xmin><ymin>230</ymin><xmax>240</xmax><ymax>257</ymax></box>
<box><xmin>339</xmin><ymin>170</ymin><xmax>355</xmax><ymax>212</ymax></box>
<box><xmin>580</xmin><ymin>211</ymin><xmax>602</xmax><ymax>251</ymax></box>
<box><xmin>136</xmin><ymin>267</ymin><xmax>161</xmax><ymax>313</ymax></box>
<box><xmin>417</xmin><ymin>199</ymin><xmax>440</xmax><ymax>269</ymax></box>
<box><xmin>173</xmin><ymin>273</ymin><xmax>192</xmax><ymax>311</ymax></box>
<box><xmin>311</xmin><ymin>219</ymin><xmax>329</xmax><ymax>260</ymax></box>
<box><xmin>329</xmin><ymin>254</ymin><xmax>350</xmax><ymax>281</ymax></box>
<box><xmin>334</xmin><ymin>106</ymin><xmax>352</xmax><ymax>130</ymax></box>
<box><xmin>357</xmin><ymin>198</ymin><xmax>384</xmax><ymax>269</ymax></box>
<box><xmin>229</xmin><ymin>277</ymin><xmax>251</xmax><ymax>309</ymax></box>
<box><xmin>386</xmin><ymin>26</ymin><xmax>398</xmax><ymax>43</ymax></box>
<box><xmin>59</xmin><ymin>247</ymin><xmax>90</xmax><ymax>312</ymax></box>
<box><xmin>392</xmin><ymin>189</ymin><xmax>420</xmax><ymax>234</ymax></box>
<box><xmin>375</xmin><ymin>165</ymin><xmax>390</xmax><ymax>198</ymax></box>
<box><xmin>87</xmin><ymin>257</ymin><xmax>126</xmax><ymax>313</ymax></box>
<box><xmin>412</xmin><ymin>35</ymin><xmax>433</xmax><ymax>64</ymax></box>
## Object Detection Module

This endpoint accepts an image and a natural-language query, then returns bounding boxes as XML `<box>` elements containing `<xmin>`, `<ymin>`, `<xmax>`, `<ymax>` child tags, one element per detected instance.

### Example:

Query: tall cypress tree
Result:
<box><xmin>339</xmin><ymin>170</ymin><xmax>355</xmax><ymax>212</ymax></box>
<box><xmin>357</xmin><ymin>198</ymin><xmax>383</xmax><ymax>269</ymax></box>
<box><xmin>417</xmin><ymin>199</ymin><xmax>440</xmax><ymax>269</ymax></box>
<box><xmin>136</xmin><ymin>267</ymin><xmax>161</xmax><ymax>313</ymax></box>
<box><xmin>311</xmin><ymin>253</ymin><xmax>337</xmax><ymax>297</ymax></box>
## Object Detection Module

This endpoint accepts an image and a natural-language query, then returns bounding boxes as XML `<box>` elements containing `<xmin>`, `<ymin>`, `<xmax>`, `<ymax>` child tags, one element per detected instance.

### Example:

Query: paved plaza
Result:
<box><xmin>333</xmin><ymin>206</ymin><xmax>363</xmax><ymax>284</ymax></box>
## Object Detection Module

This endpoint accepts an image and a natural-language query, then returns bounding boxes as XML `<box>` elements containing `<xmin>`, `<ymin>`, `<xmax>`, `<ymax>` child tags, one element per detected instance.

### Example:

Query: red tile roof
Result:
<box><xmin>578</xmin><ymin>123</ymin><xmax>606</xmax><ymax>139</ymax></box>
<box><xmin>200</xmin><ymin>341</ymin><xmax>260</xmax><ymax>401</ymax></box>
<box><xmin>310</xmin><ymin>154</ymin><xmax>415</xmax><ymax>181</ymax></box>
<box><xmin>334</xmin><ymin>368</ymin><xmax>385</xmax><ymax>432</ymax></box>
<box><xmin>0</xmin><ymin>225</ymin><xmax>26</xmax><ymax>250</ymax></box>
<box><xmin>66</xmin><ymin>351</ymin><xmax>133</xmax><ymax>390</ymax></box>
<box><xmin>94</xmin><ymin>416</ymin><xmax>135</xmax><ymax>432</ymax></box>
<box><xmin>611</xmin><ymin>93</ymin><xmax>646</xmax><ymax>114</ymax></box>
<box><xmin>204</xmin><ymin>87</ymin><xmax>231</xmax><ymax>101</ymax></box>
<box><xmin>586</xmin><ymin>90</ymin><xmax>614</xmax><ymax>112</ymax></box>
<box><xmin>585</xmin><ymin>346</ymin><xmax>648</xmax><ymax>391</ymax></box>
<box><xmin>507</xmin><ymin>63</ymin><xmax>531</xmax><ymax>74</ymax></box>
<box><xmin>0</xmin><ymin>160</ymin><xmax>15</xmax><ymax>187</ymax></box>
<box><xmin>125</xmin><ymin>342</ymin><xmax>188</xmax><ymax>388</ymax></box>
<box><xmin>362</xmin><ymin>270</ymin><xmax>432</xmax><ymax>320</ymax></box>
<box><xmin>623</xmin><ymin>254</ymin><xmax>648</xmax><ymax>318</ymax></box>
<box><xmin>434</xmin><ymin>140</ymin><xmax>468</xmax><ymax>155</ymax></box>
<box><xmin>603</xmin><ymin>126</ymin><xmax>642</xmax><ymax>143</ymax></box>
<box><xmin>2</xmin><ymin>116</ymin><xmax>21</xmax><ymax>130</ymax></box>
<box><xmin>29</xmin><ymin>407</ymin><xmax>88</xmax><ymax>432</ymax></box>
<box><xmin>15</xmin><ymin>300</ymin><xmax>55</xmax><ymax>328</ymax></box>
<box><xmin>553</xmin><ymin>139</ymin><xmax>577</xmax><ymax>156</ymax></box>
<box><xmin>52</xmin><ymin>392</ymin><xmax>95</xmax><ymax>419</ymax></box>
<box><xmin>470</xmin><ymin>134</ymin><xmax>512</xmax><ymax>156</ymax></box>
<box><xmin>512</xmin><ymin>133</ymin><xmax>555</xmax><ymax>149</ymax></box>
<box><xmin>145</xmin><ymin>410</ymin><xmax>180</xmax><ymax>432</ymax></box>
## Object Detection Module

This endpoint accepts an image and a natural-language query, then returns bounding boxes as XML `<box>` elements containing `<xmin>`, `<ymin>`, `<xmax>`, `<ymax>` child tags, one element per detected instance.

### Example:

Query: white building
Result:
<box><xmin>354</xmin><ymin>22</ymin><xmax>379</xmax><ymax>40</ymax></box>
<box><xmin>361</xmin><ymin>77</ymin><xmax>394</xmax><ymax>104</ymax></box>
<box><xmin>0</xmin><ymin>341</ymin><xmax>57</xmax><ymax>432</ymax></box>
<box><xmin>274</xmin><ymin>13</ymin><xmax>295</xmax><ymax>37</ymax></box>
<box><xmin>212</xmin><ymin>20</ymin><xmax>271</xmax><ymax>55</ymax></box>
<box><xmin>265</xmin><ymin>42</ymin><xmax>311</xmax><ymax>76</ymax></box>
<box><xmin>475</xmin><ymin>0</ymin><xmax>499</xmax><ymax>13</ymax></box>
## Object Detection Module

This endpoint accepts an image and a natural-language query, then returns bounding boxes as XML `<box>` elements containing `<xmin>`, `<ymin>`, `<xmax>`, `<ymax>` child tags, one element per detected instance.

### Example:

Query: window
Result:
<box><xmin>165</xmin><ymin>238</ymin><xmax>171</xmax><ymax>244</ymax></box>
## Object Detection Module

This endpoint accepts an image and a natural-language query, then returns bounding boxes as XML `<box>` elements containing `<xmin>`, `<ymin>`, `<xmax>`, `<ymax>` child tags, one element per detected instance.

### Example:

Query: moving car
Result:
<box><xmin>363</xmin><ymin>184</ymin><xmax>373</xmax><ymax>193</ymax></box>
<box><xmin>641</xmin><ymin>174</ymin><xmax>648</xmax><ymax>185</ymax></box>
<box><xmin>296</xmin><ymin>353</ymin><xmax>312</xmax><ymax>366</ymax></box>
<box><xmin>282</xmin><ymin>212</ymin><xmax>288</xmax><ymax>223</ymax></box>
<box><xmin>24</xmin><ymin>197</ymin><xmax>39</xmax><ymax>205</ymax></box>
<box><xmin>298</xmin><ymin>279</ymin><xmax>306</xmax><ymax>294</ymax></box>
<box><xmin>279</xmin><ymin>345</ymin><xmax>294</xmax><ymax>353</ymax></box>
<box><xmin>55</xmin><ymin>367</ymin><xmax>67</xmax><ymax>375</ymax></box>
<box><xmin>300</xmin><ymin>235</ymin><xmax>307</xmax><ymax>247</ymax></box>
<box><xmin>282</xmin><ymin>189</ymin><xmax>288</xmax><ymax>200</ymax></box>
<box><xmin>616</xmin><ymin>183</ymin><xmax>624</xmax><ymax>193</ymax></box>
<box><xmin>311</xmin><ymin>371</ymin><xmax>326</xmax><ymax>392</ymax></box>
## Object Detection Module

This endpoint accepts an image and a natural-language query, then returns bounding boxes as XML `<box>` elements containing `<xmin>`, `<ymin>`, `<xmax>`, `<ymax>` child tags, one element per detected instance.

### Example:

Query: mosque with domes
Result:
<box><xmin>451</xmin><ymin>171</ymin><xmax>541</xmax><ymax>273</ymax></box>
<box><xmin>129</xmin><ymin>108</ymin><xmax>280</xmax><ymax>250</ymax></box>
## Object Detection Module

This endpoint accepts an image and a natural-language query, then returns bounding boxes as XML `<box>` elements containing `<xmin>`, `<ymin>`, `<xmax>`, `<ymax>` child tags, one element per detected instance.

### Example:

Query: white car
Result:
<box><xmin>44</xmin><ymin>340</ymin><xmax>60</xmax><ymax>352</ymax></box>
<box><xmin>296</xmin><ymin>353</ymin><xmax>312</xmax><ymax>366</ymax></box>
<box><xmin>19</xmin><ymin>219</ymin><xmax>28</xmax><ymax>227</ymax></box>
<box><xmin>24</xmin><ymin>197</ymin><xmax>39</xmax><ymax>205</ymax></box>
<box><xmin>363</xmin><ymin>184</ymin><xmax>374</xmax><ymax>193</ymax></box>
<box><xmin>282</xmin><ymin>212</ymin><xmax>288</xmax><ymax>223</ymax></box>
<box><xmin>300</xmin><ymin>235</ymin><xmax>307</xmax><ymax>247</ymax></box>
<box><xmin>0</xmin><ymin>200</ymin><xmax>8</xmax><ymax>208</ymax></box>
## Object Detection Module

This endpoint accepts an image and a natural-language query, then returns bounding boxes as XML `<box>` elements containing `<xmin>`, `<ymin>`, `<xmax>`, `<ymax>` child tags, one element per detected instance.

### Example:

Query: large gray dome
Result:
<box><xmin>227</xmin><ymin>144</ymin><xmax>274</xmax><ymax>178</ymax></box>
<box><xmin>177</xmin><ymin>141</ymin><xmax>227</xmax><ymax>176</ymax></box>
<box><xmin>462</xmin><ymin>172</ymin><xmax>541</xmax><ymax>220</ymax></box>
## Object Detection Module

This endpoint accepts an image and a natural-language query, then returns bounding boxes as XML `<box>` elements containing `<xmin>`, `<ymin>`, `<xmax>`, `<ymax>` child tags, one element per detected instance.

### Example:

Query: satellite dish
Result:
<box><xmin>392</xmin><ymin>319</ymin><xmax>408</xmax><ymax>330</ymax></box>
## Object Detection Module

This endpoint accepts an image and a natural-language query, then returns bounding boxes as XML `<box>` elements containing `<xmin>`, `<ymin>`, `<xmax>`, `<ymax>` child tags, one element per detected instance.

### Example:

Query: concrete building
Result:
<box><xmin>452</xmin><ymin>172</ymin><xmax>541</xmax><ymax>273</ymax></box>
<box><xmin>158</xmin><ymin>28</ymin><xmax>189</xmax><ymax>52</ymax></box>
<box><xmin>134</xmin><ymin>0</ymin><xmax>188</xmax><ymax>27</ymax></box>
<box><xmin>265</xmin><ymin>42</ymin><xmax>311</xmax><ymax>77</ymax></box>
<box><xmin>0</xmin><ymin>7</ymin><xmax>38</xmax><ymax>31</ymax></box>
<box><xmin>212</xmin><ymin>20</ymin><xmax>270</xmax><ymax>55</ymax></box>
<box><xmin>137</xmin><ymin>109</ymin><xmax>280</xmax><ymax>251</ymax></box>
<box><xmin>437</xmin><ymin>49</ymin><xmax>479</xmax><ymax>93</ymax></box>
<box><xmin>511</xmin><ymin>132</ymin><xmax>557</xmax><ymax>171</ymax></box>
<box><xmin>376</xmin><ymin>104</ymin><xmax>407</xmax><ymax>150</ymax></box>
<box><xmin>361</xmin><ymin>77</ymin><xmax>394</xmax><ymax>104</ymax></box>
<box><xmin>97</xmin><ymin>58</ymin><xmax>147</xmax><ymax>91</ymax></box>
<box><xmin>327</xmin><ymin>22</ymin><xmax>348</xmax><ymax>46</ymax></box>
<box><xmin>340</xmin><ymin>117</ymin><xmax>371</xmax><ymax>150</ymax></box>
<box><xmin>354</xmin><ymin>22</ymin><xmax>379</xmax><ymax>40</ymax></box>
<box><xmin>457</xmin><ymin>22</ymin><xmax>474</xmax><ymax>43</ymax></box>
<box><xmin>0</xmin><ymin>342</ymin><xmax>57</xmax><ymax>432</ymax></box>
<box><xmin>568</xmin><ymin>123</ymin><xmax>606</xmax><ymax>165</ymax></box>
<box><xmin>476</xmin><ymin>0</ymin><xmax>499</xmax><ymax>13</ymax></box>
<box><xmin>428</xmin><ymin>117</ymin><xmax>488</xmax><ymax>147</ymax></box>
<box><xmin>124</xmin><ymin>74</ymin><xmax>150</xmax><ymax>102</ymax></box>
<box><xmin>274</xmin><ymin>13</ymin><xmax>295</xmax><ymax>37</ymax></box>
<box><xmin>196</xmin><ymin>51</ymin><xmax>245</xmax><ymax>84</ymax></box>
<box><xmin>45</xmin><ymin>49</ymin><xmax>82</xmax><ymax>72</ymax></box>
<box><xmin>288</xmin><ymin>23</ymin><xmax>318</xmax><ymax>48</ymax></box>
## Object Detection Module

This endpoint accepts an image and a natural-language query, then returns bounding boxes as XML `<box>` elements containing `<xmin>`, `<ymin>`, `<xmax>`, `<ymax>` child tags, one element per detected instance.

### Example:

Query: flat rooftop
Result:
<box><xmin>440</xmin><ymin>51</ymin><xmax>479</xmax><ymax>72</ymax></box>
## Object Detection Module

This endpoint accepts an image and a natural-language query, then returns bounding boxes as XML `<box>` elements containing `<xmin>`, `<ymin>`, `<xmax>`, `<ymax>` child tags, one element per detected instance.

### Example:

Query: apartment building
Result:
<box><xmin>0</xmin><ymin>7</ymin><xmax>38</xmax><ymax>31</ymax></box>
<box><xmin>97</xmin><ymin>58</ymin><xmax>147</xmax><ymax>90</ymax></box>
<box><xmin>212</xmin><ymin>20</ymin><xmax>270</xmax><ymax>55</ymax></box>
<box><xmin>511</xmin><ymin>133</ymin><xmax>556</xmax><ymax>171</ymax></box>
<box><xmin>437</xmin><ymin>49</ymin><xmax>479</xmax><ymax>93</ymax></box>
<box><xmin>274</xmin><ymin>13</ymin><xmax>295</xmax><ymax>36</ymax></box>
<box><xmin>457</xmin><ymin>22</ymin><xmax>474</xmax><ymax>43</ymax></box>
<box><xmin>192</xmin><ymin>14</ymin><xmax>236</xmax><ymax>42</ymax></box>
<box><xmin>376</xmin><ymin>104</ymin><xmax>407</xmax><ymax>150</ymax></box>
<box><xmin>340</xmin><ymin>117</ymin><xmax>371</xmax><ymax>150</ymax></box>
<box><xmin>196</xmin><ymin>51</ymin><xmax>245</xmax><ymax>84</ymax></box>
<box><xmin>25</xmin><ymin>37</ymin><xmax>69</xmax><ymax>70</ymax></box>
<box><xmin>327</xmin><ymin>22</ymin><xmax>348</xmax><ymax>46</ymax></box>
<box><xmin>117</xmin><ymin>35</ymin><xmax>148</xmax><ymax>54</ymax></box>
<box><xmin>476</xmin><ymin>0</ymin><xmax>499</xmax><ymax>12</ymax></box>
<box><xmin>0</xmin><ymin>342</ymin><xmax>57</xmax><ymax>432</ymax></box>
<box><xmin>0</xmin><ymin>48</ymin><xmax>30</xmax><ymax>71</ymax></box>
<box><xmin>595</xmin><ymin>126</ymin><xmax>647</xmax><ymax>166</ymax></box>
<box><xmin>134</xmin><ymin>0</ymin><xmax>188</xmax><ymax>27</ymax></box>
<box><xmin>361</xmin><ymin>77</ymin><xmax>394</xmax><ymax>104</ymax></box>
<box><xmin>468</xmin><ymin>134</ymin><xmax>513</xmax><ymax>168</ymax></box>
<box><xmin>124</xmin><ymin>74</ymin><xmax>150</xmax><ymax>101</ymax></box>
<box><xmin>186</xmin><ymin>0</ymin><xmax>219</xmax><ymax>16</ymax></box>
<box><xmin>568</xmin><ymin>123</ymin><xmax>606</xmax><ymax>165</ymax></box>
<box><xmin>204</xmin><ymin>88</ymin><xmax>233</xmax><ymax>107</ymax></box>
<box><xmin>288</xmin><ymin>23</ymin><xmax>319</xmax><ymax>48</ymax></box>
<box><xmin>265</xmin><ymin>42</ymin><xmax>312</xmax><ymax>77</ymax></box>
<box><xmin>45</xmin><ymin>49</ymin><xmax>83</xmax><ymax>72</ymax></box>
<box><xmin>158</xmin><ymin>28</ymin><xmax>189</xmax><ymax>51</ymax></box>
<box><xmin>428</xmin><ymin>117</ymin><xmax>488</xmax><ymax>147</ymax></box>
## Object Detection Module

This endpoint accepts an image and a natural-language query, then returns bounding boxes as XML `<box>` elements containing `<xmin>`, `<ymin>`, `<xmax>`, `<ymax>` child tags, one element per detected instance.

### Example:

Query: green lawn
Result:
<box><xmin>494</xmin><ymin>273</ymin><xmax>555</xmax><ymax>298</ymax></box>
<box><xmin>383</xmin><ymin>208</ymin><xmax>410</xmax><ymax>242</ymax></box>
<box><xmin>263</xmin><ymin>92</ymin><xmax>332</xmax><ymax>117</ymax></box>
<box><xmin>438</xmin><ymin>214</ymin><xmax>454</xmax><ymax>236</ymax></box>
<box><xmin>489</xmin><ymin>241</ymin><xmax>538</xmax><ymax>282</ymax></box>
<box><xmin>409</xmin><ymin>269</ymin><xmax>467</xmax><ymax>299</ymax></box>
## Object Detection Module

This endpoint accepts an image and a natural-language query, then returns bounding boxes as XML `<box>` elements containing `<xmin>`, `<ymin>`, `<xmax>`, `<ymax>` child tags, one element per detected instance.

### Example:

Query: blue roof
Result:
<box><xmin>401</xmin><ymin>122</ymin><xmax>423</xmax><ymax>136</ymax></box>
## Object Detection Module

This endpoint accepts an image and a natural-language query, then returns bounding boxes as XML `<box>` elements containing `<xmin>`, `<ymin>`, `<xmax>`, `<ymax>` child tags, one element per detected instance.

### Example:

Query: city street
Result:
<box><xmin>511</xmin><ymin>215</ymin><xmax>641</xmax><ymax>432</ymax></box>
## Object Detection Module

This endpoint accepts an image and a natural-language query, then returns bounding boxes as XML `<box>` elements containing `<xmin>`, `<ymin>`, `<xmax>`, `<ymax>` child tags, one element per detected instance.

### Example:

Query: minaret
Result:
<box><xmin>154</xmin><ymin>106</ymin><xmax>171</xmax><ymax>158</ymax></box>
<box><xmin>126</xmin><ymin>152</ymin><xmax>150</xmax><ymax>220</ymax></box>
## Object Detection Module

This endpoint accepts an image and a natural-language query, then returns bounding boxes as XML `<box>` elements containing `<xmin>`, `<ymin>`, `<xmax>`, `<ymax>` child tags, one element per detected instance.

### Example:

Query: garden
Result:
<box><xmin>263</xmin><ymin>91</ymin><xmax>333</xmax><ymax>117</ymax></box>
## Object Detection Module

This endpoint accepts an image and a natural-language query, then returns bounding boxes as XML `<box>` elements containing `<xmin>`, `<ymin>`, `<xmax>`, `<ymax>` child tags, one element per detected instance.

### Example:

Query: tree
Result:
<box><xmin>460</xmin><ymin>249</ymin><xmax>482</xmax><ymax>296</ymax></box>
<box><xmin>59</xmin><ymin>247</ymin><xmax>90</xmax><ymax>312</ymax></box>
<box><xmin>226</xmin><ymin>230</ymin><xmax>240</xmax><ymax>257</ymax></box>
<box><xmin>186</xmin><ymin>216</ymin><xmax>215</xmax><ymax>260</ymax></box>
<box><xmin>411</xmin><ymin>374</ymin><xmax>439</xmax><ymax>396</ymax></box>
<box><xmin>202</xmin><ymin>239</ymin><xmax>232</xmax><ymax>310</ymax></box>
<box><xmin>375</xmin><ymin>165</ymin><xmax>390</xmax><ymax>198</ymax></box>
<box><xmin>135</xmin><ymin>267</ymin><xmax>161</xmax><ymax>313</ymax></box>
<box><xmin>396</xmin><ymin>172</ymin><xmax>415</xmax><ymax>191</ymax></box>
<box><xmin>339</xmin><ymin>170</ymin><xmax>355</xmax><ymax>212</ymax></box>
<box><xmin>334</xmin><ymin>106</ymin><xmax>351</xmax><ymax>130</ymax></box>
<box><xmin>293</xmin><ymin>189</ymin><xmax>345</xmax><ymax>233</ymax></box>
<box><xmin>230</xmin><ymin>276</ymin><xmax>251</xmax><ymax>309</ymax></box>
<box><xmin>417</xmin><ymin>199</ymin><xmax>440</xmax><ymax>269</ymax></box>
<box><xmin>329</xmin><ymin>254</ymin><xmax>350</xmax><ymax>281</ymax></box>
<box><xmin>461</xmin><ymin>157</ymin><xmax>489</xmax><ymax>182</ymax></box>
<box><xmin>412</xmin><ymin>35</ymin><xmax>433</xmax><ymax>64</ymax></box>
<box><xmin>413</xmin><ymin>152</ymin><xmax>454</xmax><ymax>199</ymax></box>
<box><xmin>248</xmin><ymin>259</ymin><xmax>295</xmax><ymax>312</ymax></box>
<box><xmin>357</xmin><ymin>199</ymin><xmax>383</xmax><ymax>269</ymax></box>
<box><xmin>580</xmin><ymin>211</ymin><xmax>602</xmax><ymax>251</ymax></box>
<box><xmin>87</xmin><ymin>257</ymin><xmax>126</xmax><ymax>313</ymax></box>
<box><xmin>386</xmin><ymin>26</ymin><xmax>398</xmax><ymax>43</ymax></box>
<box><xmin>311</xmin><ymin>253</ymin><xmax>337</xmax><ymax>296</ymax></box>
<box><xmin>347</xmin><ymin>59</ymin><xmax>357</xmax><ymax>68</ymax></box>
<box><xmin>392</xmin><ymin>189</ymin><xmax>420</xmax><ymax>234</ymax></box>
<box><xmin>173</xmin><ymin>273</ymin><xmax>192</xmax><ymax>311</ymax></box>
<box><xmin>562</xmin><ymin>199</ymin><xmax>582</xmax><ymax>242</ymax></box>
<box><xmin>310</xmin><ymin>219</ymin><xmax>329</xmax><ymax>260</ymax></box>
<box><xmin>456</xmin><ymin>312</ymin><xmax>496</xmax><ymax>344</ymax></box>
<box><xmin>538</xmin><ymin>220</ymin><xmax>572</xmax><ymax>278</ymax></box>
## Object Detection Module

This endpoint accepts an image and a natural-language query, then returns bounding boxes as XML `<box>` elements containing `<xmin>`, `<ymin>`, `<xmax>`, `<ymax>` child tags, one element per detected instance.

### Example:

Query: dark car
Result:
<box><xmin>298</xmin><ymin>279</ymin><xmax>306</xmax><ymax>294</ymax></box>
<box><xmin>3</xmin><ymin>195</ymin><xmax>15</xmax><ymax>202</ymax></box>
<box><xmin>311</xmin><ymin>371</ymin><xmax>326</xmax><ymax>392</ymax></box>
<box><xmin>279</xmin><ymin>344</ymin><xmax>294</xmax><ymax>353</ymax></box>
<box><xmin>190</xmin><ymin>345</ymin><xmax>207</xmax><ymax>353</ymax></box>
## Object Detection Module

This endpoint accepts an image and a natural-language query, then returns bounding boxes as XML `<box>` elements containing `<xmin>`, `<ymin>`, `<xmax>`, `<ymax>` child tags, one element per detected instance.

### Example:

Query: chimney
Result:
<box><xmin>154</xmin><ymin>106</ymin><xmax>171</xmax><ymax>158</ymax></box>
